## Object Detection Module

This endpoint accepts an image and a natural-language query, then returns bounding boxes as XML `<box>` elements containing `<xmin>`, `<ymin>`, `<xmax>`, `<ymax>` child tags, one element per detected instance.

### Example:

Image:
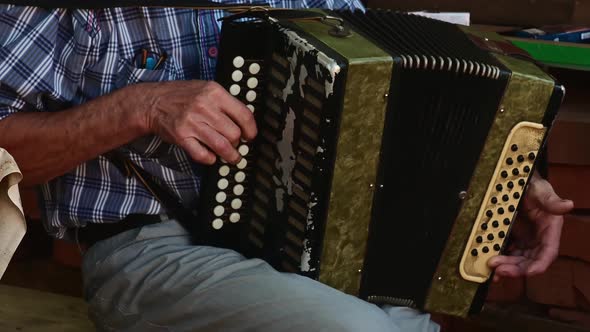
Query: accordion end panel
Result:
<box><xmin>289</xmin><ymin>19</ymin><xmax>395</xmax><ymax>296</ymax></box>
<box><xmin>460</xmin><ymin>121</ymin><xmax>545</xmax><ymax>283</ymax></box>
<box><xmin>425</xmin><ymin>49</ymin><xmax>558</xmax><ymax>317</ymax></box>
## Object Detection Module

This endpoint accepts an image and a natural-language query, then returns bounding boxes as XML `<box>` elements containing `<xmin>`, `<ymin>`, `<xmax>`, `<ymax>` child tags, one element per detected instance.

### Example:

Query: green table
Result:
<box><xmin>508</xmin><ymin>37</ymin><xmax>590</xmax><ymax>71</ymax></box>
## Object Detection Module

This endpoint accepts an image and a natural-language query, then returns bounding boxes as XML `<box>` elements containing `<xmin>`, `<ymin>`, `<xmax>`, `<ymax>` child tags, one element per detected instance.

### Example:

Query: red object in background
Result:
<box><xmin>52</xmin><ymin>239</ymin><xmax>83</xmax><ymax>268</ymax></box>
<box><xmin>548</xmin><ymin>165</ymin><xmax>590</xmax><ymax>209</ymax></box>
<box><xmin>526</xmin><ymin>258</ymin><xmax>590</xmax><ymax>310</ymax></box>
<box><xmin>545</xmin><ymin>76</ymin><xmax>590</xmax><ymax>209</ymax></box>
<box><xmin>547</xmin><ymin>113</ymin><xmax>590</xmax><ymax>167</ymax></box>
<box><xmin>560</xmin><ymin>214</ymin><xmax>590</xmax><ymax>264</ymax></box>
<box><xmin>19</xmin><ymin>186</ymin><xmax>82</xmax><ymax>268</ymax></box>
<box><xmin>486</xmin><ymin>276</ymin><xmax>525</xmax><ymax>303</ymax></box>
<box><xmin>20</xmin><ymin>186</ymin><xmax>41</xmax><ymax>220</ymax></box>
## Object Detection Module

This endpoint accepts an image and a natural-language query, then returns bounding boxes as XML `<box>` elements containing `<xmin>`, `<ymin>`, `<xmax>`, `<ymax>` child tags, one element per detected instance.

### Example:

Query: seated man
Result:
<box><xmin>0</xmin><ymin>2</ymin><xmax>573</xmax><ymax>331</ymax></box>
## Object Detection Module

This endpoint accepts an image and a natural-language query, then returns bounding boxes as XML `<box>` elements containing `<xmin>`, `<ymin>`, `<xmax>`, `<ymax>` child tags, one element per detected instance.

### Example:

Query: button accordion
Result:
<box><xmin>196</xmin><ymin>9</ymin><xmax>563</xmax><ymax>317</ymax></box>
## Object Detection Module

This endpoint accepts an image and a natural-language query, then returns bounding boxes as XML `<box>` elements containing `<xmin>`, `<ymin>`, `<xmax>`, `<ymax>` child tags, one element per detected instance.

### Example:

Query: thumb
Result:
<box><xmin>536</xmin><ymin>186</ymin><xmax>574</xmax><ymax>215</ymax></box>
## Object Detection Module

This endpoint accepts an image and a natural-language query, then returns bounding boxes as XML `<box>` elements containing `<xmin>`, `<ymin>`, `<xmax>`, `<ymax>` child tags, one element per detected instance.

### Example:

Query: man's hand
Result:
<box><xmin>488</xmin><ymin>172</ymin><xmax>573</xmax><ymax>281</ymax></box>
<box><xmin>144</xmin><ymin>80</ymin><xmax>257</xmax><ymax>165</ymax></box>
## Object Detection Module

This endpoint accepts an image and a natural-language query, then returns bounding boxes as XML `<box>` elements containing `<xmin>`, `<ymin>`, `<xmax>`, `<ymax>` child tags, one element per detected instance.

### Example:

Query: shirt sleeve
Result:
<box><xmin>0</xmin><ymin>6</ymin><xmax>59</xmax><ymax>120</ymax></box>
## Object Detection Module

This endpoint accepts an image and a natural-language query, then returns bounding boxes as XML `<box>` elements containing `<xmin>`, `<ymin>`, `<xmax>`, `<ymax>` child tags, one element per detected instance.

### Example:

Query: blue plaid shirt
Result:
<box><xmin>0</xmin><ymin>1</ymin><xmax>363</xmax><ymax>238</ymax></box>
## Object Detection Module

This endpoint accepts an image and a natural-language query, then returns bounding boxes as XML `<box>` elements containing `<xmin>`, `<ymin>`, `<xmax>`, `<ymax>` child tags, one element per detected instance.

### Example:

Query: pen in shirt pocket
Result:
<box><xmin>136</xmin><ymin>49</ymin><xmax>167</xmax><ymax>70</ymax></box>
<box><xmin>152</xmin><ymin>53</ymin><xmax>167</xmax><ymax>70</ymax></box>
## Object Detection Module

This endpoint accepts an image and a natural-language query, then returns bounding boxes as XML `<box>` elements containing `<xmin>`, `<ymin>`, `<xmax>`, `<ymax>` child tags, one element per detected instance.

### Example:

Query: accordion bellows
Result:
<box><xmin>196</xmin><ymin>9</ymin><xmax>563</xmax><ymax>317</ymax></box>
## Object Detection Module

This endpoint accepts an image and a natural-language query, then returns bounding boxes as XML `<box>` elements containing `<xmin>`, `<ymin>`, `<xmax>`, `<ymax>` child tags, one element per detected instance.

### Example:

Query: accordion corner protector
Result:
<box><xmin>459</xmin><ymin>121</ymin><xmax>546</xmax><ymax>284</ymax></box>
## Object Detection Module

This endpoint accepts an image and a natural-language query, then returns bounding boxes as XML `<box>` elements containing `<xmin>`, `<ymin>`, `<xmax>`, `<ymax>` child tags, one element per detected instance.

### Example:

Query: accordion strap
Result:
<box><xmin>104</xmin><ymin>150</ymin><xmax>206</xmax><ymax>244</ymax></box>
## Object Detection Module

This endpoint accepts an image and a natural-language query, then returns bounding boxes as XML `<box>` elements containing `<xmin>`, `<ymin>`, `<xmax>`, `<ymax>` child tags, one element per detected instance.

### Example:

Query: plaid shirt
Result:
<box><xmin>0</xmin><ymin>1</ymin><xmax>363</xmax><ymax>238</ymax></box>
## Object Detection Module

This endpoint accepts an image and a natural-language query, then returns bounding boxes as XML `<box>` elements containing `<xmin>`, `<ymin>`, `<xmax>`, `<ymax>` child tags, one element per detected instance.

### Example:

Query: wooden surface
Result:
<box><xmin>0</xmin><ymin>285</ymin><xmax>93</xmax><ymax>331</ymax></box>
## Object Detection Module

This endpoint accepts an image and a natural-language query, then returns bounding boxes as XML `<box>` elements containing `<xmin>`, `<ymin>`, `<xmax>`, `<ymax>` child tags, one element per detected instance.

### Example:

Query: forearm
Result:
<box><xmin>0</xmin><ymin>85</ymin><xmax>149</xmax><ymax>186</ymax></box>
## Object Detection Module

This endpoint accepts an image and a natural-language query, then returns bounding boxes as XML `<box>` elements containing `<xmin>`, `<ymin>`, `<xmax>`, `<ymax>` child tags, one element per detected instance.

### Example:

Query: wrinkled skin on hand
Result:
<box><xmin>145</xmin><ymin>80</ymin><xmax>257</xmax><ymax>165</ymax></box>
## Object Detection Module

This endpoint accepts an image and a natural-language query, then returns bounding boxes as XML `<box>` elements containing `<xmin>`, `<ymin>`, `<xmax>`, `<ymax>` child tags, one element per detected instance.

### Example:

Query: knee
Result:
<box><xmin>299</xmin><ymin>300</ymin><xmax>398</xmax><ymax>332</ymax></box>
<box><xmin>303</xmin><ymin>302</ymin><xmax>439</xmax><ymax>332</ymax></box>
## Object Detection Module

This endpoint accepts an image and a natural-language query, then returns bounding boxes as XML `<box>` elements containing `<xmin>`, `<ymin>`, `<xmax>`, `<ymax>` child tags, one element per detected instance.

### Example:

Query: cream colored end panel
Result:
<box><xmin>460</xmin><ymin>122</ymin><xmax>545</xmax><ymax>283</ymax></box>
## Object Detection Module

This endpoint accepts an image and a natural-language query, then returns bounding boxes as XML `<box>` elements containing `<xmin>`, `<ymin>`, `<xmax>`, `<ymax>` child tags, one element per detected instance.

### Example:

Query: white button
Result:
<box><xmin>246</xmin><ymin>90</ymin><xmax>257</xmax><ymax>102</ymax></box>
<box><xmin>233</xmin><ymin>56</ymin><xmax>245</xmax><ymax>68</ymax></box>
<box><xmin>233</xmin><ymin>184</ymin><xmax>244</xmax><ymax>196</ymax></box>
<box><xmin>214</xmin><ymin>205</ymin><xmax>224</xmax><ymax>217</ymax></box>
<box><xmin>219</xmin><ymin>165</ymin><xmax>230</xmax><ymax>177</ymax></box>
<box><xmin>216</xmin><ymin>191</ymin><xmax>227</xmax><ymax>203</ymax></box>
<box><xmin>235</xmin><ymin>171</ymin><xmax>246</xmax><ymax>183</ymax></box>
<box><xmin>212</xmin><ymin>218</ymin><xmax>224</xmax><ymax>230</ymax></box>
<box><xmin>237</xmin><ymin>158</ymin><xmax>247</xmax><ymax>169</ymax></box>
<box><xmin>229</xmin><ymin>84</ymin><xmax>241</xmax><ymax>96</ymax></box>
<box><xmin>232</xmin><ymin>70</ymin><xmax>243</xmax><ymax>82</ymax></box>
<box><xmin>249</xmin><ymin>63</ymin><xmax>261</xmax><ymax>75</ymax></box>
<box><xmin>218</xmin><ymin>178</ymin><xmax>229</xmax><ymax>190</ymax></box>
<box><xmin>231</xmin><ymin>198</ymin><xmax>243</xmax><ymax>209</ymax></box>
<box><xmin>230</xmin><ymin>213</ymin><xmax>241</xmax><ymax>223</ymax></box>
<box><xmin>247</xmin><ymin>77</ymin><xmax>258</xmax><ymax>89</ymax></box>
<box><xmin>238</xmin><ymin>145</ymin><xmax>249</xmax><ymax>156</ymax></box>
<box><xmin>246</xmin><ymin>104</ymin><xmax>255</xmax><ymax>113</ymax></box>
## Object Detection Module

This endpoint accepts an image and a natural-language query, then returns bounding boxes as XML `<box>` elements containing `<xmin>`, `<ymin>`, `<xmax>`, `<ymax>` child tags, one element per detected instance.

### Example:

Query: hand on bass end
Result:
<box><xmin>488</xmin><ymin>172</ymin><xmax>573</xmax><ymax>281</ymax></box>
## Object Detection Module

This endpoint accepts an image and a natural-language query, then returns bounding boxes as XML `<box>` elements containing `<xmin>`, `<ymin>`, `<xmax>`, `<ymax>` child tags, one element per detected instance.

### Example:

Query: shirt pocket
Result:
<box><xmin>115</xmin><ymin>55</ymin><xmax>179</xmax><ymax>89</ymax></box>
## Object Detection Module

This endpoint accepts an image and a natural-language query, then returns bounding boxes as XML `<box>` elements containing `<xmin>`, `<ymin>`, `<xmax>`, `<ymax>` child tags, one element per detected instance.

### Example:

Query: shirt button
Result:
<box><xmin>208</xmin><ymin>47</ymin><xmax>218</xmax><ymax>58</ymax></box>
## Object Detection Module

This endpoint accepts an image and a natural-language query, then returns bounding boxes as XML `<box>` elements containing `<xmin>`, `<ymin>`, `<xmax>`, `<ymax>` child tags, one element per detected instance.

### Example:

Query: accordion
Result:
<box><xmin>196</xmin><ymin>9</ymin><xmax>563</xmax><ymax>317</ymax></box>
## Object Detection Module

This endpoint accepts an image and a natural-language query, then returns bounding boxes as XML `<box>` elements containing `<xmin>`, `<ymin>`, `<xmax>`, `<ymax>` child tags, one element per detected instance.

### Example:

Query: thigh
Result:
<box><xmin>82</xmin><ymin>221</ymin><xmax>438</xmax><ymax>332</ymax></box>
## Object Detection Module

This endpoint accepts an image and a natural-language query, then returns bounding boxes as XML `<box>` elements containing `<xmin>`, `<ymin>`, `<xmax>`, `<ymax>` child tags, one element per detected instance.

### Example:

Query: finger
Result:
<box><xmin>506</xmin><ymin>248</ymin><xmax>525</xmax><ymax>257</ymax></box>
<box><xmin>200</xmin><ymin>107</ymin><xmax>243</xmax><ymax>147</ymax></box>
<box><xmin>526</xmin><ymin>235</ymin><xmax>560</xmax><ymax>275</ymax></box>
<box><xmin>528</xmin><ymin>177</ymin><xmax>574</xmax><ymax>215</ymax></box>
<box><xmin>526</xmin><ymin>255</ymin><xmax>555</xmax><ymax>276</ymax></box>
<box><xmin>488</xmin><ymin>255</ymin><xmax>527</xmax><ymax>268</ymax></box>
<box><xmin>204</xmin><ymin>82</ymin><xmax>257</xmax><ymax>141</ymax></box>
<box><xmin>179</xmin><ymin>137</ymin><xmax>216</xmax><ymax>165</ymax></box>
<box><xmin>194</xmin><ymin>123</ymin><xmax>241</xmax><ymax>164</ymax></box>
<box><xmin>495</xmin><ymin>264</ymin><xmax>527</xmax><ymax>278</ymax></box>
<box><xmin>221</xmin><ymin>100</ymin><xmax>257</xmax><ymax>141</ymax></box>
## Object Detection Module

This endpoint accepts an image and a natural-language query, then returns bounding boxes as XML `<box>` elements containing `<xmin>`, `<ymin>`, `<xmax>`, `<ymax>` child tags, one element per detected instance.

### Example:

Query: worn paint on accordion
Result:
<box><xmin>272</xmin><ymin>108</ymin><xmax>295</xmax><ymax>213</ymax></box>
<box><xmin>302</xmin><ymin>195</ymin><xmax>318</xmax><ymax>272</ymax></box>
<box><xmin>279</xmin><ymin>27</ymin><xmax>340</xmax><ymax>99</ymax></box>
<box><xmin>272</xmin><ymin>26</ymin><xmax>342</xmax><ymax>273</ymax></box>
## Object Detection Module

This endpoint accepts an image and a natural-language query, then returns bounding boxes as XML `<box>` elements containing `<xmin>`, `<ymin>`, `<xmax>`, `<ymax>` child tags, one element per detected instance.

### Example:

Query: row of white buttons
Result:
<box><xmin>232</xmin><ymin>56</ymin><xmax>261</xmax><ymax>74</ymax></box>
<box><xmin>212</xmin><ymin>212</ymin><xmax>241</xmax><ymax>229</ymax></box>
<box><xmin>229</xmin><ymin>85</ymin><xmax>257</xmax><ymax>101</ymax></box>
<box><xmin>231</xmin><ymin>71</ymin><xmax>259</xmax><ymax>88</ymax></box>
<box><xmin>213</xmin><ymin>199</ymin><xmax>243</xmax><ymax>216</ymax></box>
<box><xmin>217</xmin><ymin>172</ymin><xmax>246</xmax><ymax>189</ymax></box>
<box><xmin>211</xmin><ymin>57</ymin><xmax>259</xmax><ymax>231</ymax></box>
<box><xmin>216</xmin><ymin>185</ymin><xmax>244</xmax><ymax>202</ymax></box>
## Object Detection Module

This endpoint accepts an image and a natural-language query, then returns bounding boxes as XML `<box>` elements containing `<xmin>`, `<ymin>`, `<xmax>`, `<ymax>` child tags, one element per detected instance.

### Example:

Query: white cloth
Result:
<box><xmin>0</xmin><ymin>148</ymin><xmax>25</xmax><ymax>279</ymax></box>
